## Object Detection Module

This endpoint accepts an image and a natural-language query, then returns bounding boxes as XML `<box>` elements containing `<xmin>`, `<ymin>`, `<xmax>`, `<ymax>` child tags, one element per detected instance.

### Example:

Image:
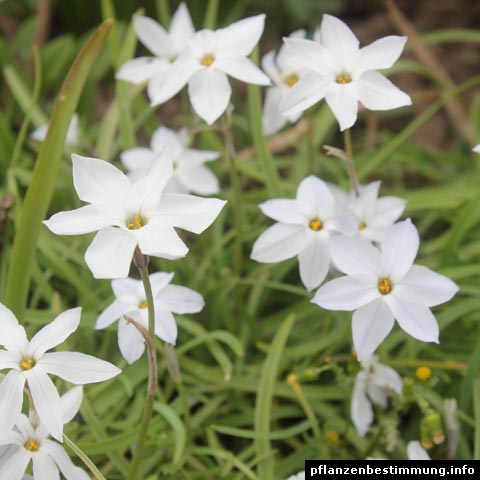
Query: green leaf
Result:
<box><xmin>3</xmin><ymin>19</ymin><xmax>113</xmax><ymax>317</ymax></box>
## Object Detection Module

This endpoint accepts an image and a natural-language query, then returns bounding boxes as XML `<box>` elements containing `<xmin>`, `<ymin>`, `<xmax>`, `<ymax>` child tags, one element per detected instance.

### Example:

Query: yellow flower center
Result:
<box><xmin>284</xmin><ymin>73</ymin><xmax>299</xmax><ymax>87</ymax></box>
<box><xmin>309</xmin><ymin>219</ymin><xmax>323</xmax><ymax>231</ymax></box>
<box><xmin>20</xmin><ymin>358</ymin><xmax>36</xmax><ymax>371</ymax></box>
<box><xmin>201</xmin><ymin>54</ymin><xmax>214</xmax><ymax>67</ymax></box>
<box><xmin>377</xmin><ymin>278</ymin><xmax>392</xmax><ymax>295</ymax></box>
<box><xmin>358</xmin><ymin>221</ymin><xmax>367</xmax><ymax>231</ymax></box>
<box><xmin>327</xmin><ymin>430</ymin><xmax>339</xmax><ymax>444</ymax></box>
<box><xmin>24</xmin><ymin>439</ymin><xmax>39</xmax><ymax>452</ymax></box>
<box><xmin>416</xmin><ymin>366</ymin><xmax>432</xmax><ymax>381</ymax></box>
<box><xmin>127</xmin><ymin>214</ymin><xmax>145</xmax><ymax>230</ymax></box>
<box><xmin>139</xmin><ymin>300</ymin><xmax>148</xmax><ymax>309</ymax></box>
<box><xmin>336</xmin><ymin>73</ymin><xmax>352</xmax><ymax>84</ymax></box>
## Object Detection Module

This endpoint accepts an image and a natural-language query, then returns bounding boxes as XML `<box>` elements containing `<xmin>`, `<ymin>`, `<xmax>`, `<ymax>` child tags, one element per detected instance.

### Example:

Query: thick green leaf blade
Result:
<box><xmin>3</xmin><ymin>19</ymin><xmax>113</xmax><ymax>316</ymax></box>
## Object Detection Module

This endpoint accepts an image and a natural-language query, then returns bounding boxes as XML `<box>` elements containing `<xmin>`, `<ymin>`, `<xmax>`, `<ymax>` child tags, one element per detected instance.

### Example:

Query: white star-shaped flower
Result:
<box><xmin>0</xmin><ymin>305</ymin><xmax>120</xmax><ymax>441</ymax></box>
<box><xmin>280</xmin><ymin>14</ymin><xmax>412</xmax><ymax>131</ymax></box>
<box><xmin>121</xmin><ymin>126</ymin><xmax>220</xmax><ymax>195</ymax></box>
<box><xmin>96</xmin><ymin>272</ymin><xmax>204</xmax><ymax>364</ymax></box>
<box><xmin>262</xmin><ymin>30</ymin><xmax>307</xmax><ymax>135</ymax></box>
<box><xmin>329</xmin><ymin>181</ymin><xmax>406</xmax><ymax>242</ymax></box>
<box><xmin>351</xmin><ymin>356</ymin><xmax>402</xmax><ymax>437</ymax></box>
<box><xmin>150</xmin><ymin>14</ymin><xmax>271</xmax><ymax>124</ymax></box>
<box><xmin>0</xmin><ymin>387</ymin><xmax>89</xmax><ymax>480</ymax></box>
<box><xmin>44</xmin><ymin>152</ymin><xmax>226</xmax><ymax>279</ymax></box>
<box><xmin>473</xmin><ymin>144</ymin><xmax>480</xmax><ymax>153</ymax></box>
<box><xmin>313</xmin><ymin>219</ymin><xmax>459</xmax><ymax>359</ymax></box>
<box><xmin>116</xmin><ymin>2</ymin><xmax>195</xmax><ymax>102</ymax></box>
<box><xmin>251</xmin><ymin>175</ymin><xmax>356</xmax><ymax>291</ymax></box>
<box><xmin>31</xmin><ymin>114</ymin><xmax>79</xmax><ymax>146</ymax></box>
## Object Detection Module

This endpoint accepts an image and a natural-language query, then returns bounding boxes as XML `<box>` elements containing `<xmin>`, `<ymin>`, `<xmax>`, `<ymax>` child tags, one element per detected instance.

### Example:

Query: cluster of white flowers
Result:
<box><xmin>11</xmin><ymin>3</ymin><xmax>462</xmax><ymax>474</ymax></box>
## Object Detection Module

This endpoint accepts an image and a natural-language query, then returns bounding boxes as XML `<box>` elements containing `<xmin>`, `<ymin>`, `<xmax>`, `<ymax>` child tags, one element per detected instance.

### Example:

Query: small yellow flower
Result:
<box><xmin>327</xmin><ymin>430</ymin><xmax>339</xmax><ymax>444</ymax></box>
<box><xmin>416</xmin><ymin>366</ymin><xmax>432</xmax><ymax>381</ymax></box>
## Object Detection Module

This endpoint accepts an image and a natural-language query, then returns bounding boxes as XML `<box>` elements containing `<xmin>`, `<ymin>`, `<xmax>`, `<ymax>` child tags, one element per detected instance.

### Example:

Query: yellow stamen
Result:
<box><xmin>20</xmin><ymin>358</ymin><xmax>35</xmax><ymax>371</ymax></box>
<box><xmin>284</xmin><ymin>73</ymin><xmax>299</xmax><ymax>87</ymax></box>
<box><xmin>127</xmin><ymin>214</ymin><xmax>145</xmax><ymax>230</ymax></box>
<box><xmin>201</xmin><ymin>54</ymin><xmax>214</xmax><ymax>67</ymax></box>
<box><xmin>416</xmin><ymin>366</ymin><xmax>432</xmax><ymax>381</ymax></box>
<box><xmin>24</xmin><ymin>439</ymin><xmax>39</xmax><ymax>451</ymax></box>
<box><xmin>139</xmin><ymin>300</ymin><xmax>148</xmax><ymax>309</ymax></box>
<box><xmin>327</xmin><ymin>430</ymin><xmax>339</xmax><ymax>444</ymax></box>
<box><xmin>358</xmin><ymin>221</ymin><xmax>367</xmax><ymax>231</ymax></box>
<box><xmin>309</xmin><ymin>219</ymin><xmax>323</xmax><ymax>231</ymax></box>
<box><xmin>336</xmin><ymin>73</ymin><xmax>352</xmax><ymax>84</ymax></box>
<box><xmin>377</xmin><ymin>278</ymin><xmax>392</xmax><ymax>295</ymax></box>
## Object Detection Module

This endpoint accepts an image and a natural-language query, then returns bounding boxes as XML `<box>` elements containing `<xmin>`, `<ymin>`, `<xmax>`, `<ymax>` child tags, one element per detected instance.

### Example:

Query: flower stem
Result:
<box><xmin>64</xmin><ymin>433</ymin><xmax>107</xmax><ymax>480</ymax></box>
<box><xmin>343</xmin><ymin>128</ymin><xmax>360</xmax><ymax>196</ymax></box>
<box><xmin>127</xmin><ymin>262</ymin><xmax>158</xmax><ymax>480</ymax></box>
<box><xmin>222</xmin><ymin>104</ymin><xmax>243</xmax><ymax>276</ymax></box>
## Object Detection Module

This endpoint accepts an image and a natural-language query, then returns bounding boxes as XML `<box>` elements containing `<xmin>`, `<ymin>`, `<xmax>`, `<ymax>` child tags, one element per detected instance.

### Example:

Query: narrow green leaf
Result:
<box><xmin>3</xmin><ymin>19</ymin><xmax>113</xmax><ymax>317</ymax></box>
<box><xmin>474</xmin><ymin>379</ymin><xmax>480</xmax><ymax>460</ymax></box>
<box><xmin>154</xmin><ymin>402</ymin><xmax>186</xmax><ymax>465</ymax></box>
<box><xmin>254</xmin><ymin>314</ymin><xmax>295</xmax><ymax>480</ymax></box>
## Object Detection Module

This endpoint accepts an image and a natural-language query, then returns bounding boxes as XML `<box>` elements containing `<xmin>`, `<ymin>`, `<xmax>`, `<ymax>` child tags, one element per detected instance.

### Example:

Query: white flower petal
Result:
<box><xmin>169</xmin><ymin>2</ymin><xmax>195</xmax><ymax>54</ymax></box>
<box><xmin>0</xmin><ymin>304</ymin><xmax>27</xmax><ymax>354</ymax></box>
<box><xmin>111</xmin><ymin>278</ymin><xmax>140</xmax><ymax>297</ymax></box>
<box><xmin>407</xmin><ymin>441</ymin><xmax>431</xmax><ymax>460</ymax></box>
<box><xmin>120</xmin><ymin>148</ymin><xmax>156</xmax><ymax>173</ymax></box>
<box><xmin>296</xmin><ymin>175</ymin><xmax>335</xmax><ymax>210</ymax></box>
<box><xmin>280</xmin><ymin>71</ymin><xmax>330</xmax><ymax>117</ymax></box>
<box><xmin>216</xmin><ymin>14</ymin><xmax>265</xmax><ymax>57</ymax></box>
<box><xmin>325</xmin><ymin>83</ymin><xmax>359</xmax><ymax>131</ymax></box>
<box><xmin>358</xmin><ymin>71</ymin><xmax>411</xmax><ymax>111</ymax></box>
<box><xmin>116</xmin><ymin>57</ymin><xmax>170</xmax><ymax>84</ymax></box>
<box><xmin>32</xmin><ymin>451</ymin><xmax>59</xmax><ymax>480</ymax></box>
<box><xmin>84</xmin><ymin>227</ymin><xmax>138</xmax><ymax>279</ymax></box>
<box><xmin>330</xmin><ymin>235</ymin><xmax>381</xmax><ymax>277</ymax></box>
<box><xmin>181</xmin><ymin>147</ymin><xmax>220</xmax><ymax>164</ymax></box>
<box><xmin>133</xmin><ymin>15</ymin><xmax>170</xmax><ymax>57</ymax></box>
<box><xmin>0</xmin><ymin>350</ymin><xmax>20</xmax><ymax>369</ymax></box>
<box><xmin>30</xmin><ymin>124</ymin><xmax>49</xmax><ymax>143</ymax></box>
<box><xmin>384</xmin><ymin>292</ymin><xmax>439</xmax><ymax>343</ymax></box>
<box><xmin>28</xmin><ymin>308</ymin><xmax>81</xmax><ymax>358</ymax></box>
<box><xmin>149</xmin><ymin>272</ymin><xmax>175</xmax><ymax>296</ymax></box>
<box><xmin>399</xmin><ymin>266</ymin><xmax>458</xmax><ymax>307</ymax></box>
<box><xmin>261</xmin><ymin>50</ymin><xmax>280</xmax><ymax>84</ymax></box>
<box><xmin>0</xmin><ymin>447</ymin><xmax>31</xmax><ymax>480</ymax></box>
<box><xmin>96</xmin><ymin>300</ymin><xmax>136</xmax><ymax>330</ymax></box>
<box><xmin>381</xmin><ymin>218</ymin><xmax>419</xmax><ymax>281</ymax></box>
<box><xmin>366</xmin><ymin>384</ymin><xmax>388</xmax><ymax>408</ymax></box>
<box><xmin>42</xmin><ymin>439</ymin><xmax>90</xmax><ymax>480</ymax></box>
<box><xmin>39</xmin><ymin>352</ymin><xmax>120</xmax><ymax>384</ymax></box>
<box><xmin>130</xmin><ymin>150</ymin><xmax>174</xmax><ymax>213</ymax></box>
<box><xmin>352</xmin><ymin>299</ymin><xmax>395</xmax><ymax>360</ymax></box>
<box><xmin>351</xmin><ymin>373</ymin><xmax>373</xmax><ymax>437</ymax></box>
<box><xmin>152</xmin><ymin>55</ymin><xmax>201</xmax><ymax>106</ymax></box>
<box><xmin>298</xmin><ymin>236</ymin><xmax>330</xmax><ymax>291</ymax></box>
<box><xmin>188</xmin><ymin>69</ymin><xmax>232</xmax><ymax>125</ymax></box>
<box><xmin>263</xmin><ymin>87</ymin><xmax>288</xmax><ymax>135</ymax></box>
<box><xmin>157</xmin><ymin>285</ymin><xmax>204</xmax><ymax>314</ymax></box>
<box><xmin>372</xmin><ymin>364</ymin><xmax>403</xmax><ymax>395</ymax></box>
<box><xmin>151</xmin><ymin>126</ymin><xmax>184</xmax><ymax>153</ymax></box>
<box><xmin>358</xmin><ymin>36</ymin><xmax>407</xmax><ymax>73</ymax></box>
<box><xmin>473</xmin><ymin>144</ymin><xmax>480</xmax><ymax>153</ymax></box>
<box><xmin>372</xmin><ymin>196</ymin><xmax>406</xmax><ymax>228</ymax></box>
<box><xmin>60</xmin><ymin>386</ymin><xmax>83</xmax><ymax>424</ymax></box>
<box><xmin>259</xmin><ymin>199</ymin><xmax>307</xmax><ymax>224</ymax></box>
<box><xmin>71</xmin><ymin>154</ymin><xmax>130</xmax><ymax>208</ymax></box>
<box><xmin>175</xmin><ymin>165</ymin><xmax>220</xmax><ymax>195</ymax></box>
<box><xmin>312</xmin><ymin>275</ymin><xmax>378</xmax><ymax>311</ymax></box>
<box><xmin>0</xmin><ymin>370</ymin><xmax>25</xmax><ymax>439</ymax></box>
<box><xmin>154</xmin><ymin>309</ymin><xmax>178</xmax><ymax>345</ymax></box>
<box><xmin>136</xmin><ymin>222</ymin><xmax>188</xmax><ymax>260</ymax></box>
<box><xmin>118</xmin><ymin>318</ymin><xmax>145</xmax><ymax>364</ymax></box>
<box><xmin>251</xmin><ymin>223</ymin><xmax>310</xmax><ymax>263</ymax></box>
<box><xmin>43</xmin><ymin>205</ymin><xmax>124</xmax><ymax>235</ymax></box>
<box><xmin>319</xmin><ymin>15</ymin><xmax>359</xmax><ymax>64</ymax></box>
<box><xmin>26</xmin><ymin>368</ymin><xmax>63</xmax><ymax>441</ymax></box>
<box><xmin>281</xmin><ymin>37</ymin><xmax>336</xmax><ymax>76</ymax></box>
<box><xmin>154</xmin><ymin>193</ymin><xmax>226</xmax><ymax>234</ymax></box>
<box><xmin>214</xmin><ymin>57</ymin><xmax>270</xmax><ymax>85</ymax></box>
